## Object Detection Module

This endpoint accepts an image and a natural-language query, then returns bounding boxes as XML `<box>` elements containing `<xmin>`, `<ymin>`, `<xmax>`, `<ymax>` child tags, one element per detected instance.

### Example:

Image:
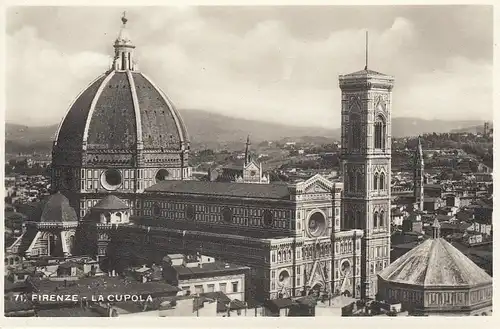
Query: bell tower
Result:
<box><xmin>414</xmin><ymin>136</ymin><xmax>425</xmax><ymax>211</ymax></box>
<box><xmin>338</xmin><ymin>34</ymin><xmax>394</xmax><ymax>299</ymax></box>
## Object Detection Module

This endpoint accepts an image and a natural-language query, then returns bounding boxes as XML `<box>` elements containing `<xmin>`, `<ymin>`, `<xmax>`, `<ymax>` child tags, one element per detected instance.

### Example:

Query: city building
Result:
<box><xmin>210</xmin><ymin>136</ymin><xmax>269</xmax><ymax>184</ymax></box>
<box><xmin>8</xmin><ymin>14</ymin><xmax>399</xmax><ymax>305</ymax></box>
<box><xmin>378</xmin><ymin>220</ymin><xmax>492</xmax><ymax>315</ymax></box>
<box><xmin>338</xmin><ymin>64</ymin><xmax>394</xmax><ymax>298</ymax></box>
<box><xmin>161</xmin><ymin>253</ymin><xmax>248</xmax><ymax>302</ymax></box>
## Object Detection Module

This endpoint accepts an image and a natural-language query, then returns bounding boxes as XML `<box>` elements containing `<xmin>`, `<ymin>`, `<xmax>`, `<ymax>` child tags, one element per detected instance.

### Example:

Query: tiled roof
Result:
<box><xmin>146</xmin><ymin>180</ymin><xmax>291</xmax><ymax>200</ymax></box>
<box><xmin>39</xmin><ymin>192</ymin><xmax>78</xmax><ymax>223</ymax></box>
<box><xmin>56</xmin><ymin>75</ymin><xmax>106</xmax><ymax>151</ymax></box>
<box><xmin>264</xmin><ymin>298</ymin><xmax>295</xmax><ymax>309</ymax></box>
<box><xmin>87</xmin><ymin>72</ymin><xmax>137</xmax><ymax>150</ymax></box>
<box><xmin>342</xmin><ymin>69</ymin><xmax>390</xmax><ymax>77</ymax></box>
<box><xmin>93</xmin><ymin>195</ymin><xmax>129</xmax><ymax>210</ymax></box>
<box><xmin>29</xmin><ymin>276</ymin><xmax>180</xmax><ymax>301</ymax></box>
<box><xmin>229</xmin><ymin>299</ymin><xmax>247</xmax><ymax>310</ymax></box>
<box><xmin>379</xmin><ymin>238</ymin><xmax>492</xmax><ymax>287</ymax></box>
<box><xmin>173</xmin><ymin>261</ymin><xmax>249</xmax><ymax>278</ymax></box>
<box><xmin>200</xmin><ymin>291</ymin><xmax>231</xmax><ymax>304</ymax></box>
<box><xmin>55</xmin><ymin>71</ymin><xmax>189</xmax><ymax>155</ymax></box>
<box><xmin>132</xmin><ymin>73</ymin><xmax>189</xmax><ymax>148</ymax></box>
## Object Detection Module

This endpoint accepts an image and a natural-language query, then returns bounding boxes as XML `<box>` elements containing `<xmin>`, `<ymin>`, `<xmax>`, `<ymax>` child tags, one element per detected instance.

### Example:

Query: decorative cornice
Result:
<box><xmin>340</xmin><ymin>81</ymin><xmax>394</xmax><ymax>91</ymax></box>
<box><xmin>82</xmin><ymin>71</ymin><xmax>116</xmax><ymax>149</ymax></box>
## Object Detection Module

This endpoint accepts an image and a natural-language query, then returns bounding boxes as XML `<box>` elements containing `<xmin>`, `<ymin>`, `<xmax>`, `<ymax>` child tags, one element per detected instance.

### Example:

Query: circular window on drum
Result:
<box><xmin>278</xmin><ymin>270</ymin><xmax>290</xmax><ymax>285</ymax></box>
<box><xmin>221</xmin><ymin>207</ymin><xmax>233</xmax><ymax>223</ymax></box>
<box><xmin>307</xmin><ymin>212</ymin><xmax>327</xmax><ymax>237</ymax></box>
<box><xmin>155</xmin><ymin>169</ymin><xmax>170</xmax><ymax>183</ymax></box>
<box><xmin>101</xmin><ymin>169</ymin><xmax>122</xmax><ymax>191</ymax></box>
<box><xmin>185</xmin><ymin>205</ymin><xmax>195</xmax><ymax>220</ymax></box>
<box><xmin>340</xmin><ymin>259</ymin><xmax>351</xmax><ymax>275</ymax></box>
<box><xmin>263</xmin><ymin>210</ymin><xmax>273</xmax><ymax>227</ymax></box>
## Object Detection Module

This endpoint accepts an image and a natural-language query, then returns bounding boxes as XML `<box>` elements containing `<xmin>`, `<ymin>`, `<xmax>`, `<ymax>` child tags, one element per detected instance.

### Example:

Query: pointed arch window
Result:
<box><xmin>379</xmin><ymin>210</ymin><xmax>385</xmax><ymax>228</ymax></box>
<box><xmin>349</xmin><ymin>171</ymin><xmax>356</xmax><ymax>193</ymax></box>
<box><xmin>356</xmin><ymin>171</ymin><xmax>364</xmax><ymax>192</ymax></box>
<box><xmin>355</xmin><ymin>210</ymin><xmax>361</xmax><ymax>229</ymax></box>
<box><xmin>373</xmin><ymin>173</ymin><xmax>379</xmax><ymax>190</ymax></box>
<box><xmin>374</xmin><ymin>115</ymin><xmax>386</xmax><ymax>149</ymax></box>
<box><xmin>379</xmin><ymin>172</ymin><xmax>386</xmax><ymax>190</ymax></box>
<box><xmin>373</xmin><ymin>211</ymin><xmax>378</xmax><ymax>229</ymax></box>
<box><xmin>346</xmin><ymin>210</ymin><xmax>354</xmax><ymax>230</ymax></box>
<box><xmin>350</xmin><ymin>114</ymin><xmax>362</xmax><ymax>150</ymax></box>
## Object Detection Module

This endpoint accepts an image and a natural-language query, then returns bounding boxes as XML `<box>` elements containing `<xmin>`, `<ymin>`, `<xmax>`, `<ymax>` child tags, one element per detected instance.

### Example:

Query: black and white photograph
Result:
<box><xmin>3</xmin><ymin>4</ymin><xmax>494</xmax><ymax>318</ymax></box>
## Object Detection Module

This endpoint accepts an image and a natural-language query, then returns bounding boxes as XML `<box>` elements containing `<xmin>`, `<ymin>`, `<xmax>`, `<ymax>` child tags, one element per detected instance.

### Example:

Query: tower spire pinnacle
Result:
<box><xmin>244</xmin><ymin>135</ymin><xmax>251</xmax><ymax>166</ymax></box>
<box><xmin>417</xmin><ymin>136</ymin><xmax>423</xmax><ymax>159</ymax></box>
<box><xmin>364</xmin><ymin>31</ymin><xmax>368</xmax><ymax>70</ymax></box>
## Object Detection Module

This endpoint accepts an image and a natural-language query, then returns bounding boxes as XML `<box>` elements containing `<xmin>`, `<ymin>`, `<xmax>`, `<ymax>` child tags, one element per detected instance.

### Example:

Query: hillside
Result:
<box><xmin>5</xmin><ymin>109</ymin><xmax>485</xmax><ymax>153</ymax></box>
<box><xmin>391</xmin><ymin>118</ymin><xmax>484</xmax><ymax>137</ymax></box>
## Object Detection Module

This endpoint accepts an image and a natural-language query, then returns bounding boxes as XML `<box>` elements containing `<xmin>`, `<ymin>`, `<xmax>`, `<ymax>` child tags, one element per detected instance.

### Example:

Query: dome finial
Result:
<box><xmin>121</xmin><ymin>11</ymin><xmax>128</xmax><ymax>25</ymax></box>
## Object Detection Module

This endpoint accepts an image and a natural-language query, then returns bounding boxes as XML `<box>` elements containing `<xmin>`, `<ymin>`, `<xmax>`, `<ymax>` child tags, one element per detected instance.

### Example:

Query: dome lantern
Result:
<box><xmin>113</xmin><ymin>11</ymin><xmax>136</xmax><ymax>71</ymax></box>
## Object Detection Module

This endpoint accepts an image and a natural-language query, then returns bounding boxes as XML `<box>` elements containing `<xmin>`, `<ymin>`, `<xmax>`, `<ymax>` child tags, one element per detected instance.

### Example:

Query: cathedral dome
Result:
<box><xmin>379</xmin><ymin>237</ymin><xmax>491</xmax><ymax>288</ymax></box>
<box><xmin>378</xmin><ymin>229</ymin><xmax>492</xmax><ymax>315</ymax></box>
<box><xmin>53</xmin><ymin>14</ymin><xmax>189</xmax><ymax>161</ymax></box>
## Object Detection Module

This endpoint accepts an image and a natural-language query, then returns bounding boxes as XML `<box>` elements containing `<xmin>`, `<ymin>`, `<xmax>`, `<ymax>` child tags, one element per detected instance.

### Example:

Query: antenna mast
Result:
<box><xmin>364</xmin><ymin>31</ymin><xmax>368</xmax><ymax>70</ymax></box>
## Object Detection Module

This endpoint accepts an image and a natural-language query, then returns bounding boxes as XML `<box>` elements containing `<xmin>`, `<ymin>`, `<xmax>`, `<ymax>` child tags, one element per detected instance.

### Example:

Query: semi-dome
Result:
<box><xmin>93</xmin><ymin>195</ymin><xmax>129</xmax><ymax>211</ymax></box>
<box><xmin>53</xmin><ymin>13</ymin><xmax>189</xmax><ymax>165</ymax></box>
<box><xmin>39</xmin><ymin>192</ymin><xmax>78</xmax><ymax>223</ymax></box>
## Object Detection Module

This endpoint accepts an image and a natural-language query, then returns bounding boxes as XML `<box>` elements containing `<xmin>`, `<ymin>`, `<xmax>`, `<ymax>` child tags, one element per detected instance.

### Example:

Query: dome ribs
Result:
<box><xmin>87</xmin><ymin>73</ymin><xmax>137</xmax><ymax>150</ymax></box>
<box><xmin>132</xmin><ymin>73</ymin><xmax>184</xmax><ymax>151</ymax></box>
<box><xmin>55</xmin><ymin>75</ymin><xmax>107</xmax><ymax>162</ymax></box>
<box><xmin>380</xmin><ymin>238</ymin><xmax>491</xmax><ymax>288</ymax></box>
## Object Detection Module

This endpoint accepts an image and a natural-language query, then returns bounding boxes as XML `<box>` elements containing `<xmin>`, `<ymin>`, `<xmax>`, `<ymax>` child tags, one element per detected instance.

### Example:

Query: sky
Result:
<box><xmin>6</xmin><ymin>5</ymin><xmax>493</xmax><ymax>128</ymax></box>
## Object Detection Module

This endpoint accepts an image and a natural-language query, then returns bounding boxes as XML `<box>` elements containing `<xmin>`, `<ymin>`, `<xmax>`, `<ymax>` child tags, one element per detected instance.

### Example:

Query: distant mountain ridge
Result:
<box><xmin>5</xmin><ymin>109</ymin><xmax>485</xmax><ymax>153</ymax></box>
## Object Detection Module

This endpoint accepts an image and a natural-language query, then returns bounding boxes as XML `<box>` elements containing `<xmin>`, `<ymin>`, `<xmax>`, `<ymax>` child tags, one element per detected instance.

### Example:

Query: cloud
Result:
<box><xmin>396</xmin><ymin>57</ymin><xmax>492</xmax><ymax>120</ymax></box>
<box><xmin>6</xmin><ymin>8</ymin><xmax>492</xmax><ymax>129</ymax></box>
<box><xmin>6</xmin><ymin>26</ymin><xmax>109</xmax><ymax>126</ymax></box>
